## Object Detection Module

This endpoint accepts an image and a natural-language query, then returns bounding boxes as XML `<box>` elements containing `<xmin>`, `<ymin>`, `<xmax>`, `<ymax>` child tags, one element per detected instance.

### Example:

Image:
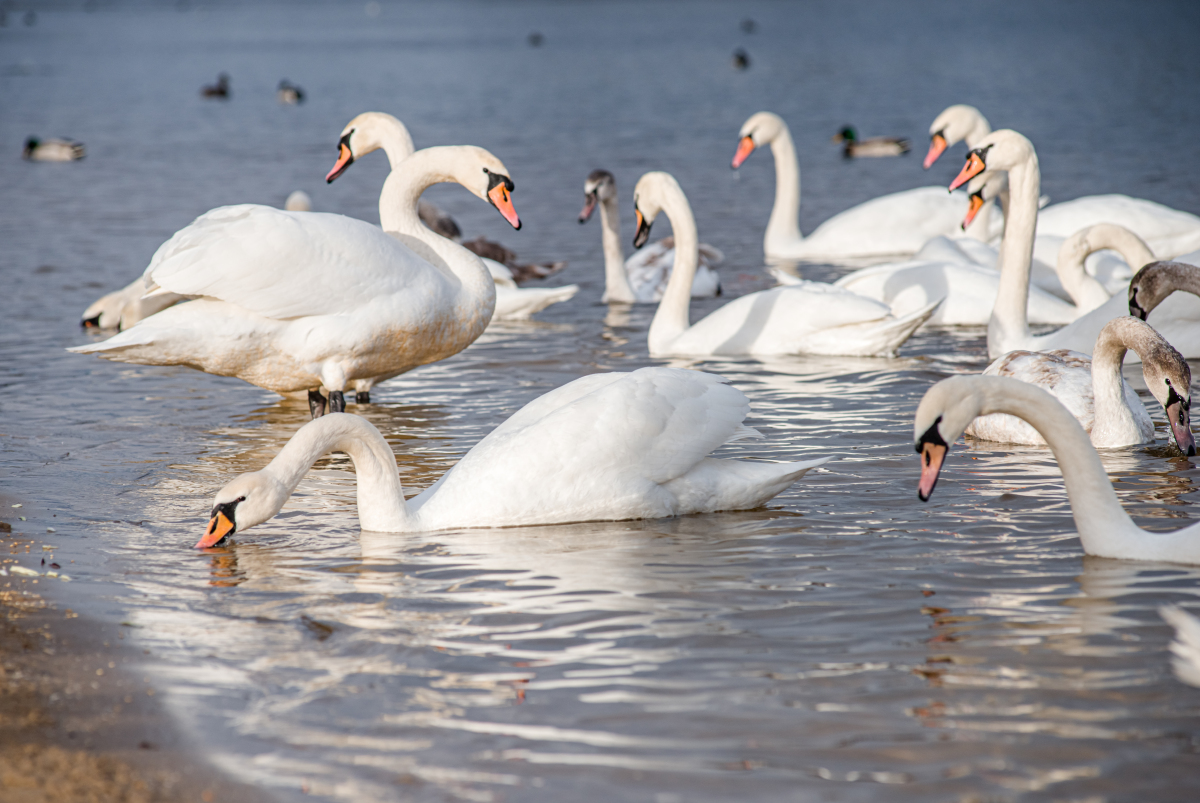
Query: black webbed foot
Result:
<box><xmin>329</xmin><ymin>390</ymin><xmax>346</xmax><ymax>413</ymax></box>
<box><xmin>355</xmin><ymin>391</ymin><xmax>370</xmax><ymax>404</ymax></box>
<box><xmin>308</xmin><ymin>389</ymin><xmax>327</xmax><ymax>419</ymax></box>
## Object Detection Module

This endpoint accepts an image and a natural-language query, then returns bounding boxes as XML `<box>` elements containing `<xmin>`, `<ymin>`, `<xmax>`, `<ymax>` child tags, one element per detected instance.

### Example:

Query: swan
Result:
<box><xmin>632</xmin><ymin>172</ymin><xmax>938</xmax><ymax>358</ymax></box>
<box><xmin>731</xmin><ymin>111</ymin><xmax>995</xmax><ymax>263</ymax></box>
<box><xmin>948</xmin><ymin>130</ymin><xmax>1200</xmax><ymax>360</ymax></box>
<box><xmin>22</xmin><ymin>137</ymin><xmax>85</xmax><ymax>161</ymax></box>
<box><xmin>964</xmin><ymin>316</ymin><xmax>1194</xmax><ymax>452</ymax></box>
<box><xmin>1128</xmin><ymin>259</ymin><xmax>1200</xmax><ymax>322</ymax></box>
<box><xmin>915</xmin><ymin>375</ymin><xmax>1200</xmax><ymax>565</ymax></box>
<box><xmin>486</xmin><ymin>259</ymin><xmax>579</xmax><ymax>320</ymax></box>
<box><xmin>578</xmin><ymin>169</ymin><xmax>722</xmax><ymax>303</ymax></box>
<box><xmin>194</xmin><ymin>367</ymin><xmax>831</xmax><ymax>546</ymax></box>
<box><xmin>926</xmin><ymin>104</ymin><xmax>1200</xmax><ymax>259</ymax></box>
<box><xmin>1159</xmin><ymin>606</ymin><xmax>1200</xmax><ymax>687</ymax></box>
<box><xmin>831</xmin><ymin>126</ymin><xmax>910</xmax><ymax>158</ymax></box>
<box><xmin>69</xmin><ymin>145</ymin><xmax>520</xmax><ymax>417</ymax></box>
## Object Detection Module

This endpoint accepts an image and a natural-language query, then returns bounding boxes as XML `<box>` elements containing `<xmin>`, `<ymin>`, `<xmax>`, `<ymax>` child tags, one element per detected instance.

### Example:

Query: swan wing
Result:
<box><xmin>1037</xmin><ymin>195</ymin><xmax>1200</xmax><ymax>257</ymax></box>
<box><xmin>144</xmin><ymin>205</ymin><xmax>440</xmax><ymax>319</ymax></box>
<box><xmin>802</xmin><ymin>187</ymin><xmax>971</xmax><ymax>258</ymax></box>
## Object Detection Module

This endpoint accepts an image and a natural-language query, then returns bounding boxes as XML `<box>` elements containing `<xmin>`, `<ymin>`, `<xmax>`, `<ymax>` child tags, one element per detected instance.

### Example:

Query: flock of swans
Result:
<box><xmin>65</xmin><ymin>106</ymin><xmax>1200</xmax><ymax>600</ymax></box>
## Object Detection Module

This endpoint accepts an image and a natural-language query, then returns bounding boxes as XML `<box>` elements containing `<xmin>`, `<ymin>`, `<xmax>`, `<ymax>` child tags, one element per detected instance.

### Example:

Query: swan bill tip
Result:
<box><xmin>196</xmin><ymin>509</ymin><xmax>235</xmax><ymax>549</ymax></box>
<box><xmin>731</xmin><ymin>135</ymin><xmax>755</xmax><ymax>169</ymax></box>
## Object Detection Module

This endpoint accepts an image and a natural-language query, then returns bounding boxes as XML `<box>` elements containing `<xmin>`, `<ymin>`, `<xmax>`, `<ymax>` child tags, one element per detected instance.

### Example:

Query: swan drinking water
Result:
<box><xmin>196</xmin><ymin>368</ymin><xmax>830</xmax><ymax>546</ymax></box>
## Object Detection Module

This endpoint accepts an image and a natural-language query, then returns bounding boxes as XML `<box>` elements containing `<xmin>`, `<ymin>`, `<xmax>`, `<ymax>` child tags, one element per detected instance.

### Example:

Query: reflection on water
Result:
<box><xmin>5</xmin><ymin>0</ymin><xmax>1200</xmax><ymax>801</ymax></box>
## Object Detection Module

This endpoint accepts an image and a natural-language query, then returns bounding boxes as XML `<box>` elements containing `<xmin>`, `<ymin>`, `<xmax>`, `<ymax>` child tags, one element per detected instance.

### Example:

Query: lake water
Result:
<box><xmin>3</xmin><ymin>1</ymin><xmax>1200</xmax><ymax>800</ymax></box>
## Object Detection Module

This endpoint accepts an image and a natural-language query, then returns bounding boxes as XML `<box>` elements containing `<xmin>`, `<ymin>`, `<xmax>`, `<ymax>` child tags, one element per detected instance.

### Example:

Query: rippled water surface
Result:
<box><xmin>4</xmin><ymin>1</ymin><xmax>1200</xmax><ymax>800</ymax></box>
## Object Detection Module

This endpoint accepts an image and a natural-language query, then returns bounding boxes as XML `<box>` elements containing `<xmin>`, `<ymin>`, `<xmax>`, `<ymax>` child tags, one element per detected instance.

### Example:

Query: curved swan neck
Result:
<box><xmin>264</xmin><ymin>414</ymin><xmax>412</xmax><ymax>531</ymax></box>
<box><xmin>988</xmin><ymin>149</ymin><xmax>1041</xmax><ymax>357</ymax></box>
<box><xmin>599</xmin><ymin>194</ymin><xmax>636</xmax><ymax>303</ymax></box>
<box><xmin>647</xmin><ymin>184</ymin><xmax>700</xmax><ymax>353</ymax></box>
<box><xmin>1089</xmin><ymin>320</ymin><xmax>1140</xmax><ymax>439</ymax></box>
<box><xmin>765</xmin><ymin>123</ymin><xmax>803</xmax><ymax>251</ymax></box>
<box><xmin>364</xmin><ymin>115</ymin><xmax>415</xmax><ymax>170</ymax></box>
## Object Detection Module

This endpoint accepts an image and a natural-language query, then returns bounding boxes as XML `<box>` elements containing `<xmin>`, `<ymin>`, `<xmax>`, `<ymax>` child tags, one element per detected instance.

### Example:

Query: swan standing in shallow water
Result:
<box><xmin>632</xmin><ymin>172</ymin><xmax>938</xmax><ymax>358</ymax></box>
<box><xmin>70</xmin><ymin>145</ymin><xmax>520</xmax><ymax>417</ymax></box>
<box><xmin>579</xmin><ymin>169</ymin><xmax>722</xmax><ymax>303</ymax></box>
<box><xmin>195</xmin><ymin>367</ymin><xmax>830</xmax><ymax>546</ymax></box>
<box><xmin>731</xmin><ymin>111</ymin><xmax>991</xmax><ymax>263</ymax></box>
<box><xmin>915</xmin><ymin>375</ymin><xmax>1200</xmax><ymax>565</ymax></box>
<box><xmin>965</xmin><ymin>316</ymin><xmax>1194</xmax><ymax>452</ymax></box>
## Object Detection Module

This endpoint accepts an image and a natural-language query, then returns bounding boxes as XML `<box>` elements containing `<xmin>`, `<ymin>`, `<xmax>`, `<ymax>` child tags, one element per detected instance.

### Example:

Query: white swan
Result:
<box><xmin>731</xmin><ymin>111</ymin><xmax>995</xmax><ymax>263</ymax></box>
<box><xmin>69</xmin><ymin>145</ymin><xmax>519</xmax><ymax>416</ymax></box>
<box><xmin>948</xmin><ymin>130</ymin><xmax>1200</xmax><ymax>360</ymax></box>
<box><xmin>965</xmin><ymin>316</ymin><xmax>1194</xmax><ymax>452</ymax></box>
<box><xmin>915</xmin><ymin>375</ymin><xmax>1200</xmax><ymax>565</ymax></box>
<box><xmin>1159</xmin><ymin>606</ymin><xmax>1200</xmax><ymax>687</ymax></box>
<box><xmin>925</xmin><ymin>104</ymin><xmax>1200</xmax><ymax>259</ymax></box>
<box><xmin>328</xmin><ymin>111</ymin><xmax>577</xmax><ymax>320</ymax></box>
<box><xmin>579</xmin><ymin>169</ymin><xmax>721</xmax><ymax>303</ymax></box>
<box><xmin>633</xmin><ymin>172</ymin><xmax>938</xmax><ymax>358</ymax></box>
<box><xmin>194</xmin><ymin>367</ymin><xmax>831</xmax><ymax>546</ymax></box>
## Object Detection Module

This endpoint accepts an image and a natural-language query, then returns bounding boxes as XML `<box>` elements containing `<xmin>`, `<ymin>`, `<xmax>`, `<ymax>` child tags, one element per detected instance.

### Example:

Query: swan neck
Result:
<box><xmin>765</xmin><ymin>125</ymin><xmax>803</xmax><ymax>251</ymax></box>
<box><xmin>599</xmin><ymin>194</ymin><xmax>635</xmax><ymax>303</ymax></box>
<box><xmin>647</xmin><ymin>188</ymin><xmax>699</xmax><ymax>353</ymax></box>
<box><xmin>988</xmin><ymin>155</ymin><xmax>1041</xmax><ymax>357</ymax></box>
<box><xmin>264</xmin><ymin>415</ymin><xmax>413</xmax><ymax>532</ymax></box>
<box><xmin>1089</xmin><ymin>326</ymin><xmax>1136</xmax><ymax>435</ymax></box>
<box><xmin>377</xmin><ymin>123</ymin><xmax>416</xmax><ymax>170</ymax></box>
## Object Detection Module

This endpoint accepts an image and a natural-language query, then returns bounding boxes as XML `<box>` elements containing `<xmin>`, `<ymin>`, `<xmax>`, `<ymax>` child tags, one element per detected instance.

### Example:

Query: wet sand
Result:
<box><xmin>1</xmin><ymin>533</ymin><xmax>273</xmax><ymax>803</ymax></box>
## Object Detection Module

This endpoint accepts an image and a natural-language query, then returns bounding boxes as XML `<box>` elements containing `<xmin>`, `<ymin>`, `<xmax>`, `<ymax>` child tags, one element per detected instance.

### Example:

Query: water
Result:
<box><xmin>3</xmin><ymin>1</ymin><xmax>1200</xmax><ymax>800</ymax></box>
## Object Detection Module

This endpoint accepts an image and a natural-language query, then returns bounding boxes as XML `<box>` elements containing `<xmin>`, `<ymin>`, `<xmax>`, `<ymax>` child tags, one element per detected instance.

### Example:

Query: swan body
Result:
<box><xmin>1160</xmin><ymin>606</ymin><xmax>1200</xmax><ymax>687</ymax></box>
<box><xmin>197</xmin><ymin>368</ymin><xmax>830</xmax><ymax>545</ymax></box>
<box><xmin>23</xmin><ymin>137</ymin><xmax>85</xmax><ymax>161</ymax></box>
<box><xmin>733</xmin><ymin>111</ymin><xmax>999</xmax><ymax>263</ymax></box>
<box><xmin>948</xmin><ymin>130</ymin><xmax>1200</xmax><ymax>361</ymax></box>
<box><xmin>964</xmin><ymin>317</ymin><xmax>1193</xmax><ymax>451</ymax></box>
<box><xmin>70</xmin><ymin>146</ymin><xmax>519</xmax><ymax>406</ymax></box>
<box><xmin>485</xmin><ymin>259</ymin><xmax>579</xmax><ymax>320</ymax></box>
<box><xmin>580</xmin><ymin>170</ymin><xmax>721</xmax><ymax>303</ymax></box>
<box><xmin>915</xmin><ymin>375</ymin><xmax>1200</xmax><ymax>565</ymax></box>
<box><xmin>634</xmin><ymin>172</ymin><xmax>938</xmax><ymax>358</ymax></box>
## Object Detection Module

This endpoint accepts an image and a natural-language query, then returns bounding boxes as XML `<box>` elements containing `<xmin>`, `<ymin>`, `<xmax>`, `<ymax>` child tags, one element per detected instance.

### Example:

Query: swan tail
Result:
<box><xmin>667</xmin><ymin>456</ymin><xmax>832</xmax><ymax>514</ymax></box>
<box><xmin>67</xmin><ymin>326</ymin><xmax>158</xmax><ymax>356</ymax></box>
<box><xmin>856</xmin><ymin>298</ymin><xmax>941</xmax><ymax>357</ymax></box>
<box><xmin>492</xmin><ymin>285</ymin><xmax>580</xmax><ymax>320</ymax></box>
<box><xmin>1161</xmin><ymin>605</ymin><xmax>1200</xmax><ymax>688</ymax></box>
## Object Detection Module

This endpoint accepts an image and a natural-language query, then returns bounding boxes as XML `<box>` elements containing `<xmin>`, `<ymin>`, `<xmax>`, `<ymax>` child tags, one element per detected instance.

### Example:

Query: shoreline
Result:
<box><xmin>1</xmin><ymin>535</ymin><xmax>274</xmax><ymax>803</ymax></box>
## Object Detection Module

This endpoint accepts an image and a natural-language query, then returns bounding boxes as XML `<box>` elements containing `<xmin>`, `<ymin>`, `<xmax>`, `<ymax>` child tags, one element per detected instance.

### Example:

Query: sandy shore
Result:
<box><xmin>1</xmin><ymin>534</ymin><xmax>274</xmax><ymax>803</ymax></box>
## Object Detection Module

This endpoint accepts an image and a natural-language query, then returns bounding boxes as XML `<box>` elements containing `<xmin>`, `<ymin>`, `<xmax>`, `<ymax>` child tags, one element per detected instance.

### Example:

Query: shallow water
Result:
<box><xmin>3</xmin><ymin>0</ymin><xmax>1200</xmax><ymax>800</ymax></box>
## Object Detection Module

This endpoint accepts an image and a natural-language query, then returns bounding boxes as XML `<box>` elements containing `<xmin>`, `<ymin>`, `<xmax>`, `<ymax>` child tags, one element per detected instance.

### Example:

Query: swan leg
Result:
<box><xmin>328</xmin><ymin>391</ymin><xmax>346</xmax><ymax>413</ymax></box>
<box><xmin>355</xmin><ymin>391</ymin><xmax>370</xmax><ymax>404</ymax></box>
<box><xmin>308</xmin><ymin>389</ymin><xmax>327</xmax><ymax>419</ymax></box>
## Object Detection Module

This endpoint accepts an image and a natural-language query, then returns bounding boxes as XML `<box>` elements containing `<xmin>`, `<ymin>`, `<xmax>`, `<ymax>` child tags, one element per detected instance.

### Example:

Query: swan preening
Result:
<box><xmin>632</xmin><ymin>171</ymin><xmax>938</xmax><ymax>358</ymax></box>
<box><xmin>70</xmin><ymin>145</ymin><xmax>521</xmax><ymax>416</ymax></box>
<box><xmin>579</xmin><ymin>169</ymin><xmax>722</xmax><ymax>303</ymax></box>
<box><xmin>196</xmin><ymin>368</ymin><xmax>829</xmax><ymax>546</ymax></box>
<box><xmin>965</xmin><ymin>316</ymin><xmax>1194</xmax><ymax>453</ymax></box>
<box><xmin>915</xmin><ymin>375</ymin><xmax>1200</xmax><ymax>565</ymax></box>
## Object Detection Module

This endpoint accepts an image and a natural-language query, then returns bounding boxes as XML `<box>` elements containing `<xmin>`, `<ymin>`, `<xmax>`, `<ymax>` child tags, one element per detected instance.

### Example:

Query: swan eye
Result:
<box><xmin>236</xmin><ymin>496</ymin><xmax>246</xmax><ymax>503</ymax></box>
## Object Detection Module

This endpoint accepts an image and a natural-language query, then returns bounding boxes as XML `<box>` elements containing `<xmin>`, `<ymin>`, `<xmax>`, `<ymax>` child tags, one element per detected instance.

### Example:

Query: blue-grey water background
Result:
<box><xmin>3</xmin><ymin>0</ymin><xmax>1200</xmax><ymax>800</ymax></box>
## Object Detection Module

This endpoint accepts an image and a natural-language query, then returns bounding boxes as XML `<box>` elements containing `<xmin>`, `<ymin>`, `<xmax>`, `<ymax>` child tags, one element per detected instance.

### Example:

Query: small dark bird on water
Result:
<box><xmin>832</xmin><ymin>126</ymin><xmax>911</xmax><ymax>158</ymax></box>
<box><xmin>740</xmin><ymin>18</ymin><xmax>756</xmax><ymax>34</ymax></box>
<box><xmin>732</xmin><ymin>48</ymin><xmax>750</xmax><ymax>70</ymax></box>
<box><xmin>277</xmin><ymin>79</ymin><xmax>305</xmax><ymax>105</ymax></box>
<box><xmin>201</xmin><ymin>73</ymin><xmax>230</xmax><ymax>99</ymax></box>
<box><xmin>528</xmin><ymin>31</ymin><xmax>543</xmax><ymax>47</ymax></box>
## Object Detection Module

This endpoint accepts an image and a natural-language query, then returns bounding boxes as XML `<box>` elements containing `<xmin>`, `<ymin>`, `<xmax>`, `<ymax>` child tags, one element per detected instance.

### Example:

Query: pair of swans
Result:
<box><xmin>916</xmin><ymin>375</ymin><xmax>1200</xmax><ymax>565</ymax></box>
<box><xmin>578</xmin><ymin>169</ymin><xmax>722</xmax><ymax>303</ymax></box>
<box><xmin>629</xmin><ymin>172</ymin><xmax>937</xmax><ymax>358</ymax></box>
<box><xmin>71</xmin><ymin>142</ymin><xmax>522</xmax><ymax>416</ymax></box>
<box><xmin>196</xmin><ymin>367</ymin><xmax>829</xmax><ymax>546</ymax></box>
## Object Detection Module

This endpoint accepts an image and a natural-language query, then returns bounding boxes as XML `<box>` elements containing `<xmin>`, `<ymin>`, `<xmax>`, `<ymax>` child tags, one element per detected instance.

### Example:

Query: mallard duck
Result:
<box><xmin>832</xmin><ymin>126</ymin><xmax>910</xmax><ymax>158</ymax></box>
<box><xmin>276</xmin><ymin>79</ymin><xmax>304</xmax><ymax>105</ymax></box>
<box><xmin>23</xmin><ymin>137</ymin><xmax>85</xmax><ymax>161</ymax></box>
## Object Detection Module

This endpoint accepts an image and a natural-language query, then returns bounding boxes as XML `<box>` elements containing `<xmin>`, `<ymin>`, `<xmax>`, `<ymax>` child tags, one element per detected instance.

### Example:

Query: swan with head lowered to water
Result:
<box><xmin>195</xmin><ymin>367</ymin><xmax>830</xmax><ymax>547</ymax></box>
<box><xmin>631</xmin><ymin>171</ymin><xmax>938</xmax><ymax>358</ymax></box>
<box><xmin>915</xmin><ymin>375</ymin><xmax>1200</xmax><ymax>565</ymax></box>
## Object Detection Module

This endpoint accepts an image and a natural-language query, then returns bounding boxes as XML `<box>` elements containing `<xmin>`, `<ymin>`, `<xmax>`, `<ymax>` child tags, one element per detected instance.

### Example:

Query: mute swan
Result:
<box><xmin>1159</xmin><ymin>606</ymin><xmax>1200</xmax><ymax>687</ymax></box>
<box><xmin>965</xmin><ymin>316</ymin><xmax>1194</xmax><ymax>452</ymax></box>
<box><xmin>832</xmin><ymin>126</ymin><xmax>910</xmax><ymax>158</ymax></box>
<box><xmin>633</xmin><ymin>172</ymin><xmax>938</xmax><ymax>358</ymax></box>
<box><xmin>915</xmin><ymin>375</ymin><xmax>1200</xmax><ymax>565</ymax></box>
<box><xmin>733</xmin><ymin>112</ymin><xmax>992</xmax><ymax>263</ymax></box>
<box><xmin>579</xmin><ymin>169</ymin><xmax>722</xmax><ymax>303</ymax></box>
<box><xmin>926</xmin><ymin>104</ymin><xmax>1200</xmax><ymax>259</ymax></box>
<box><xmin>201</xmin><ymin>73</ymin><xmax>229</xmax><ymax>99</ymax></box>
<box><xmin>195</xmin><ymin>368</ymin><xmax>830</xmax><ymax>547</ymax></box>
<box><xmin>948</xmin><ymin>130</ymin><xmax>1200</xmax><ymax>360</ymax></box>
<box><xmin>70</xmin><ymin>145</ymin><xmax>519</xmax><ymax>417</ymax></box>
<box><xmin>23</xmin><ymin>137</ymin><xmax>85</xmax><ymax>161</ymax></box>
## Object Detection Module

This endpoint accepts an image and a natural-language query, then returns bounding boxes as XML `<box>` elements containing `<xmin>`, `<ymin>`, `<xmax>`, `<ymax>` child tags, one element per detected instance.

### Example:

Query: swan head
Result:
<box><xmin>925</xmin><ymin>104</ymin><xmax>988</xmax><ymax>168</ymax></box>
<box><xmin>631</xmin><ymin>171</ymin><xmax>682</xmax><ymax>249</ymax></box>
<box><xmin>913</xmin><ymin>375</ymin><xmax>998</xmax><ymax>501</ymax></box>
<box><xmin>1129</xmin><ymin>261</ymin><xmax>1200</xmax><ymax>322</ymax></box>
<box><xmin>960</xmin><ymin>170</ymin><xmax>1004</xmax><ymax>228</ymax></box>
<box><xmin>196</xmin><ymin>472</ymin><xmax>289</xmax><ymax>549</ymax></box>
<box><xmin>732</xmin><ymin>111</ymin><xmax>785</xmax><ymax>169</ymax></box>
<box><xmin>579</xmin><ymin>169</ymin><xmax>616</xmax><ymax>223</ymax></box>
<box><xmin>325</xmin><ymin>112</ymin><xmax>414</xmax><ymax>183</ymax></box>
<box><xmin>949</xmin><ymin>129</ymin><xmax>1034</xmax><ymax>191</ymax></box>
<box><xmin>1130</xmin><ymin>323</ymin><xmax>1195</xmax><ymax>456</ymax></box>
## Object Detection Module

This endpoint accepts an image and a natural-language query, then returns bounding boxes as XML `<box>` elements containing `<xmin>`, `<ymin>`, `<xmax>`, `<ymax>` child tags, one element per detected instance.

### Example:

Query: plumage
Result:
<box><xmin>832</xmin><ymin>126</ymin><xmax>910</xmax><ymax>158</ymax></box>
<box><xmin>23</xmin><ymin>137</ymin><xmax>85</xmax><ymax>161</ymax></box>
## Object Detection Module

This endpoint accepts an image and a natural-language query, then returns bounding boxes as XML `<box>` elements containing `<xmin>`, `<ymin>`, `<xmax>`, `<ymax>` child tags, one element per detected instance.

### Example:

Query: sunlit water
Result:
<box><xmin>3</xmin><ymin>1</ymin><xmax>1200</xmax><ymax>800</ymax></box>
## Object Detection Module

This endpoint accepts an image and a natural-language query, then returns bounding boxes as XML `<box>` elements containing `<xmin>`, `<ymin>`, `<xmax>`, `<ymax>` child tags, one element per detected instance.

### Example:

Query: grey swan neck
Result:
<box><xmin>1089</xmin><ymin>318</ymin><xmax>1149</xmax><ymax>441</ymax></box>
<box><xmin>600</xmin><ymin>193</ymin><xmax>636</xmax><ymax>303</ymax></box>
